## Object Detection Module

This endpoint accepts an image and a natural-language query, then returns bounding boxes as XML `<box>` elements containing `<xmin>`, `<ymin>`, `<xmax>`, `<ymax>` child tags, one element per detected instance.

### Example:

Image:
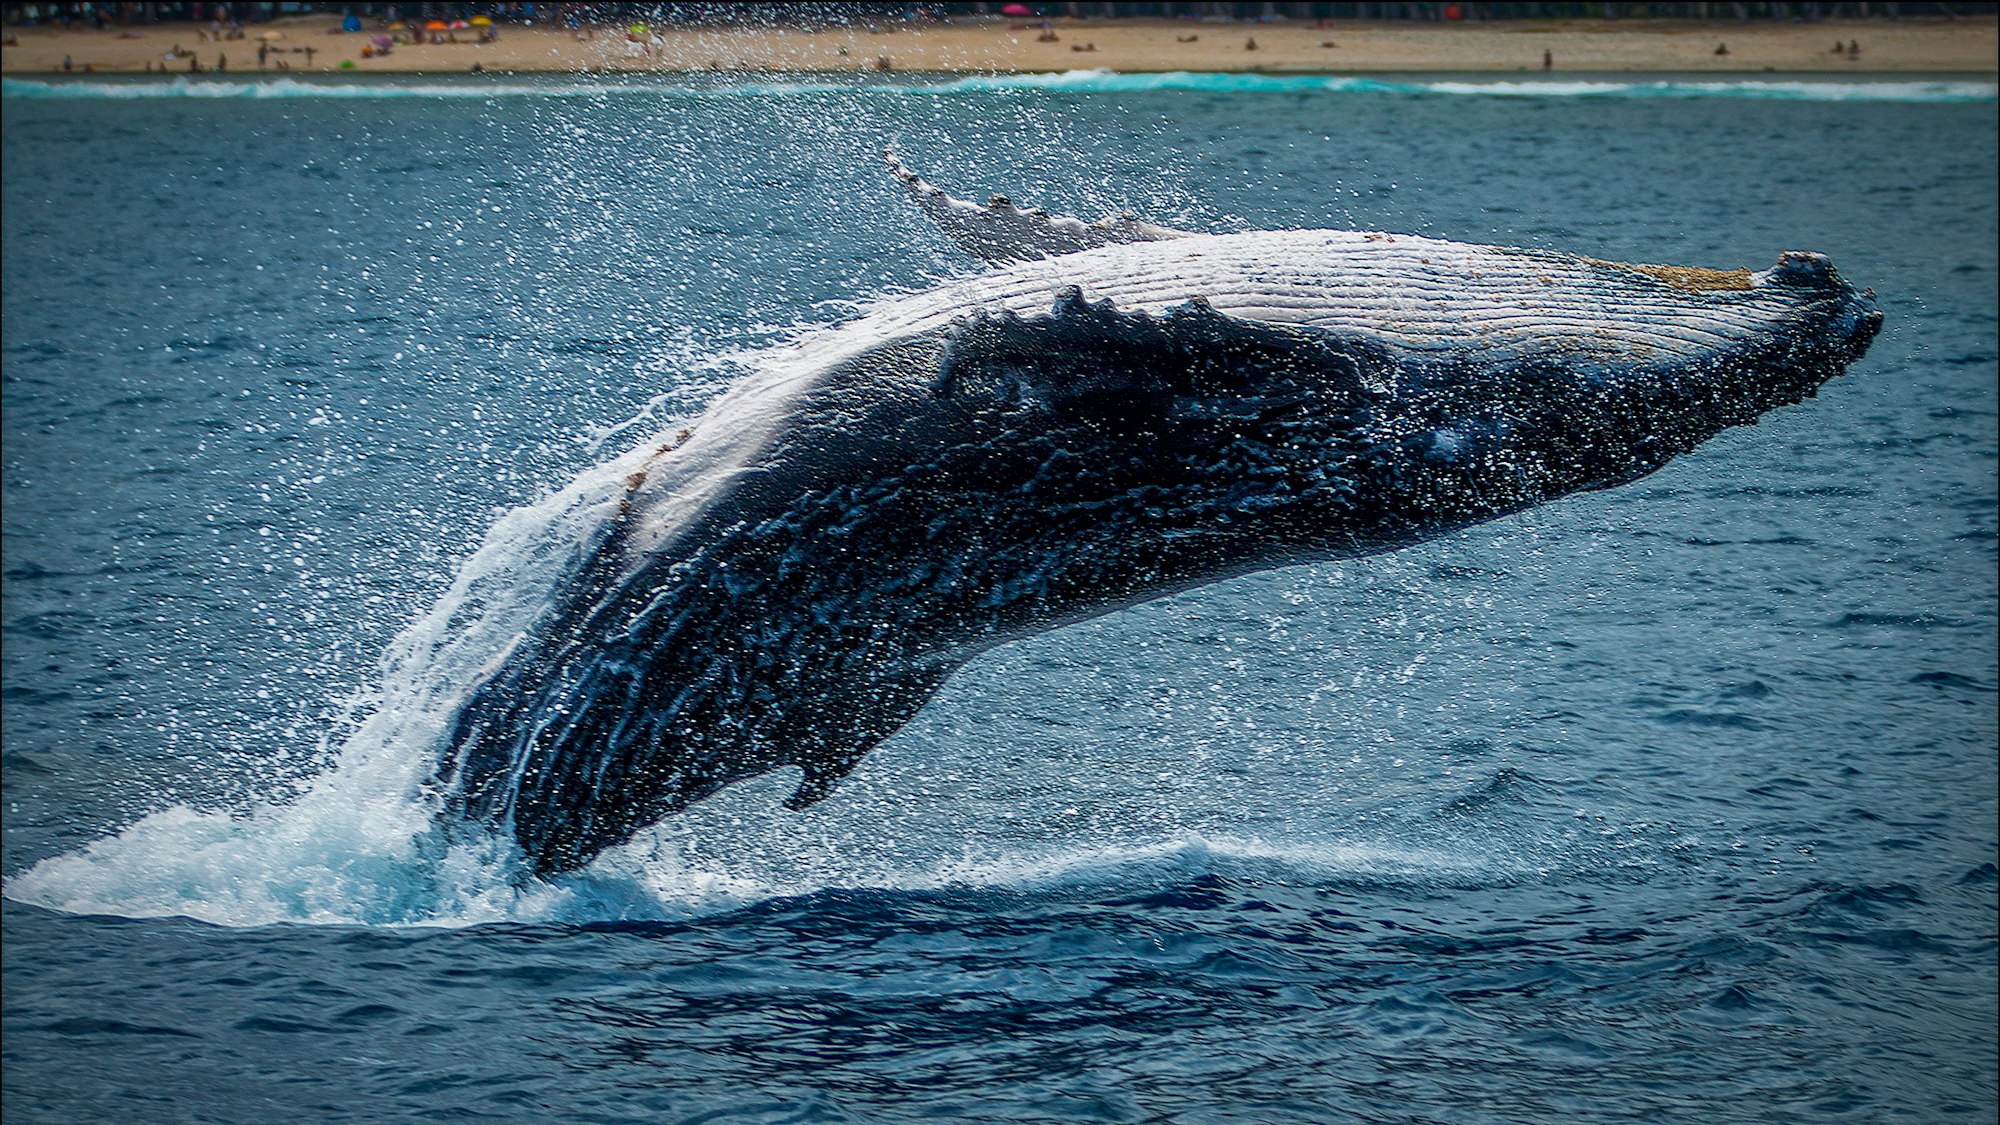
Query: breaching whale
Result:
<box><xmin>433</xmin><ymin>159</ymin><xmax>1881</xmax><ymax>878</ymax></box>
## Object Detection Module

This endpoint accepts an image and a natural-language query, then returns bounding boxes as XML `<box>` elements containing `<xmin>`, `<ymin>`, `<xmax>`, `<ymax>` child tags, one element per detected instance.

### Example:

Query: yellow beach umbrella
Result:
<box><xmin>470</xmin><ymin>15</ymin><xmax>493</xmax><ymax>26</ymax></box>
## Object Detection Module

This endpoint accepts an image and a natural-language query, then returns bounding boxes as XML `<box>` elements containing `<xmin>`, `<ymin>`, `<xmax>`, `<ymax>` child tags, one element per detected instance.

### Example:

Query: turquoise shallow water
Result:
<box><xmin>6</xmin><ymin>72</ymin><xmax>1997</xmax><ymax>99</ymax></box>
<box><xmin>2</xmin><ymin>74</ymin><xmax>1995</xmax><ymax>1123</ymax></box>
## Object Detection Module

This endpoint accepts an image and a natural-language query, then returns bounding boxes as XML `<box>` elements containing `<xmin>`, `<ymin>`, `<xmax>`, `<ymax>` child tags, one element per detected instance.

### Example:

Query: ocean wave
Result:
<box><xmin>930</xmin><ymin>71</ymin><xmax>2000</xmax><ymax>101</ymax></box>
<box><xmin>6</xmin><ymin>72</ymin><xmax>1994</xmax><ymax>103</ymax></box>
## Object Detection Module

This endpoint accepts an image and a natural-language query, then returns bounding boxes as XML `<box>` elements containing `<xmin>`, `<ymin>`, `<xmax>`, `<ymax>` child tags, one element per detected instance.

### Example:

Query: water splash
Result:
<box><xmin>3</xmin><ymin>432</ymin><xmax>661</xmax><ymax>927</ymax></box>
<box><xmin>4</xmin><ymin>348</ymin><xmax>1508</xmax><ymax>927</ymax></box>
<box><xmin>3</xmin><ymin>381</ymin><xmax>1522</xmax><ymax>928</ymax></box>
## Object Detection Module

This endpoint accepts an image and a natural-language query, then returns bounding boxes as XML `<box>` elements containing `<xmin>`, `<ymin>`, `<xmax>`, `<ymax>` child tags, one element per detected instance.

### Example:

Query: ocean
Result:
<box><xmin>3</xmin><ymin>72</ymin><xmax>1995</xmax><ymax>1123</ymax></box>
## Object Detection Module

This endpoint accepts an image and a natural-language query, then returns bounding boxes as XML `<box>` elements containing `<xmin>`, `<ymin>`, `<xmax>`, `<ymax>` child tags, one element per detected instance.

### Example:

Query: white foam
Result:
<box><xmin>4</xmin><ymin>427</ymin><xmax>669</xmax><ymax>927</ymax></box>
<box><xmin>5</xmin><ymin>74</ymin><xmax>1992</xmax><ymax>103</ymax></box>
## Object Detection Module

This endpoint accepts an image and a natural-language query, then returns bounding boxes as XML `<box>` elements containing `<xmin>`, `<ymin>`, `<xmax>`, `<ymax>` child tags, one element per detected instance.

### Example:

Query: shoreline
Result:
<box><xmin>7</xmin><ymin>69</ymin><xmax>1995</xmax><ymax>87</ymax></box>
<box><xmin>4</xmin><ymin>15</ymin><xmax>1994</xmax><ymax>78</ymax></box>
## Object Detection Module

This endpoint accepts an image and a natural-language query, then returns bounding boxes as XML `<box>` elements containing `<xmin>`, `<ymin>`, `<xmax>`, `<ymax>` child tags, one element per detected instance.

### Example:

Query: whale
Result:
<box><xmin>433</xmin><ymin>162</ymin><xmax>1881</xmax><ymax>878</ymax></box>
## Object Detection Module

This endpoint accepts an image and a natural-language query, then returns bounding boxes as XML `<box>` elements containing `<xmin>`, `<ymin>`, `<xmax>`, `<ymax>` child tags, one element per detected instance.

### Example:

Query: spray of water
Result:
<box><xmin>4</xmin><ymin>357</ymin><xmax>1505</xmax><ymax>928</ymax></box>
<box><xmin>4</xmin><ymin>428</ymin><xmax>670</xmax><ymax>926</ymax></box>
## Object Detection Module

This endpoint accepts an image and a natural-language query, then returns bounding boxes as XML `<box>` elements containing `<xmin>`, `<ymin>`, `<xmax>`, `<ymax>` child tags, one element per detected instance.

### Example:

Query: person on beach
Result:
<box><xmin>61</xmin><ymin>54</ymin><xmax>70</xmax><ymax>70</ymax></box>
<box><xmin>1542</xmin><ymin>48</ymin><xmax>1552</xmax><ymax>70</ymax></box>
<box><xmin>257</xmin><ymin>41</ymin><xmax>266</xmax><ymax>67</ymax></box>
<box><xmin>1714</xmin><ymin>42</ymin><xmax>1729</xmax><ymax>55</ymax></box>
<box><xmin>217</xmin><ymin>52</ymin><xmax>226</xmax><ymax>71</ymax></box>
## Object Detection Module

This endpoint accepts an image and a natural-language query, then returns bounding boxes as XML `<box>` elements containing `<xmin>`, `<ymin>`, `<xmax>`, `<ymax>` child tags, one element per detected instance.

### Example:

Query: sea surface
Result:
<box><xmin>3</xmin><ymin>72</ymin><xmax>1995</xmax><ymax>1123</ymax></box>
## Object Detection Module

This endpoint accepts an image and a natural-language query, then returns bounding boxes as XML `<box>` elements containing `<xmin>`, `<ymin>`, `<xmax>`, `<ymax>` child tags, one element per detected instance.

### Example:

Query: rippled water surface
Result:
<box><xmin>3</xmin><ymin>74</ymin><xmax>1995</xmax><ymax>1123</ymax></box>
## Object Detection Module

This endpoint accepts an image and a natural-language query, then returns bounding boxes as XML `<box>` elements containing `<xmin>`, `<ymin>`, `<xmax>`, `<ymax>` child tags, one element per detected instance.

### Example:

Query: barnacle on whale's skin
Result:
<box><xmin>432</xmin><ymin>159</ymin><xmax>1881</xmax><ymax>879</ymax></box>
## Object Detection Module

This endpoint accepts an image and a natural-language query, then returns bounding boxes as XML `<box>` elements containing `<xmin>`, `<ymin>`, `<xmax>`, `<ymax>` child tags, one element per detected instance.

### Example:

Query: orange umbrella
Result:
<box><xmin>425</xmin><ymin>20</ymin><xmax>447</xmax><ymax>30</ymax></box>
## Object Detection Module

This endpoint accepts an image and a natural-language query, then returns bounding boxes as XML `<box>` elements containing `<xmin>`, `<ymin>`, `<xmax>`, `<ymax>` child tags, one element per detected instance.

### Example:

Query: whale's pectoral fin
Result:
<box><xmin>937</xmin><ymin>288</ymin><xmax>1399</xmax><ymax>418</ymax></box>
<box><xmin>779</xmin><ymin>662</ymin><xmax>955</xmax><ymax>811</ymax></box>
<box><xmin>885</xmin><ymin>149</ymin><xmax>1197</xmax><ymax>263</ymax></box>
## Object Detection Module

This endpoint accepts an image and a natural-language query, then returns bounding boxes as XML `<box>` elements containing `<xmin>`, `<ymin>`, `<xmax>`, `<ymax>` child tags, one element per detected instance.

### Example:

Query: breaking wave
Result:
<box><xmin>6</xmin><ymin>72</ymin><xmax>1995</xmax><ymax>102</ymax></box>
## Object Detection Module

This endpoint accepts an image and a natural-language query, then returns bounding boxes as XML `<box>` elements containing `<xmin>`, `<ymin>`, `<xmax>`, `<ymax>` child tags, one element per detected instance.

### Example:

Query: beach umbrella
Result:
<box><xmin>470</xmin><ymin>15</ymin><xmax>493</xmax><ymax>26</ymax></box>
<box><xmin>425</xmin><ymin>20</ymin><xmax>447</xmax><ymax>30</ymax></box>
<box><xmin>449</xmin><ymin>20</ymin><xmax>470</xmax><ymax>29</ymax></box>
<box><xmin>372</xmin><ymin>35</ymin><xmax>393</xmax><ymax>47</ymax></box>
<box><xmin>341</xmin><ymin>13</ymin><xmax>361</xmax><ymax>32</ymax></box>
<box><xmin>388</xmin><ymin>21</ymin><xmax>406</xmax><ymax>29</ymax></box>
<box><xmin>1001</xmin><ymin>3</ymin><xmax>1033</xmax><ymax>15</ymax></box>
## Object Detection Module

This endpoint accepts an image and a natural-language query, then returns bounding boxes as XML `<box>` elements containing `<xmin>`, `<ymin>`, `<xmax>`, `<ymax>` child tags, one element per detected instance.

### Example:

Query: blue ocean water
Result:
<box><xmin>2</xmin><ymin>72</ymin><xmax>1995</xmax><ymax>1122</ymax></box>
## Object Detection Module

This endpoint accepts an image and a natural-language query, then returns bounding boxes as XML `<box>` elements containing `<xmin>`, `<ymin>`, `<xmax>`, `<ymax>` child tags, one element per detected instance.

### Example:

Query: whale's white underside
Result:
<box><xmin>793</xmin><ymin>229</ymin><xmax>1795</xmax><ymax>373</ymax></box>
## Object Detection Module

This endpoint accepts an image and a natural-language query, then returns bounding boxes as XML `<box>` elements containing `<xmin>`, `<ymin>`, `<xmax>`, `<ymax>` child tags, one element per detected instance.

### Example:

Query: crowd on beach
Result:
<box><xmin>8</xmin><ymin>2</ymin><xmax>1995</xmax><ymax>29</ymax></box>
<box><xmin>6</xmin><ymin>1</ymin><xmax>540</xmax><ymax>73</ymax></box>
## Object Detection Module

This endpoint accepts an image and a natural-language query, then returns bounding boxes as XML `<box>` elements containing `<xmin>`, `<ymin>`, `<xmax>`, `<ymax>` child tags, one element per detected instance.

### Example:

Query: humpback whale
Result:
<box><xmin>434</xmin><ymin>159</ymin><xmax>1881</xmax><ymax>878</ymax></box>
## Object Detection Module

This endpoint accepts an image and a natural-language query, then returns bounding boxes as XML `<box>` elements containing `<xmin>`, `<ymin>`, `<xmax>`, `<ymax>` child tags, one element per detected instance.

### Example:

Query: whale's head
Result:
<box><xmin>1375</xmin><ymin>250</ymin><xmax>1882</xmax><ymax>514</ymax></box>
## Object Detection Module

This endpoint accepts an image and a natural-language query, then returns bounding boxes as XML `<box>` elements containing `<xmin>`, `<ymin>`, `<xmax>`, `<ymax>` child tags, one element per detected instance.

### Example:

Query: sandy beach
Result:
<box><xmin>3</xmin><ymin>13</ymin><xmax>1994</xmax><ymax>78</ymax></box>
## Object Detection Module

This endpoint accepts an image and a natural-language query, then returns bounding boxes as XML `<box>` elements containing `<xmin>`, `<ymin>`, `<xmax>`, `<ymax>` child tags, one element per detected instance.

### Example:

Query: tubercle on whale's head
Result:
<box><xmin>1757</xmin><ymin>251</ymin><xmax>1884</xmax><ymax>360</ymax></box>
<box><xmin>1726</xmin><ymin>250</ymin><xmax>1883</xmax><ymax>403</ymax></box>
